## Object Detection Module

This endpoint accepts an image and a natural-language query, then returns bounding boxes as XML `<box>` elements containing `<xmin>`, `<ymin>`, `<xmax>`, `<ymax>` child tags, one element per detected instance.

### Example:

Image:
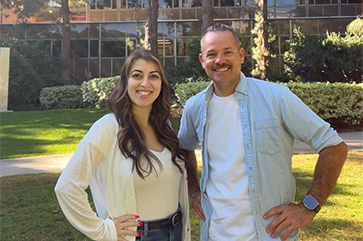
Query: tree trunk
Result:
<box><xmin>201</xmin><ymin>0</ymin><xmax>214</xmax><ymax>33</ymax></box>
<box><xmin>260</xmin><ymin>0</ymin><xmax>269</xmax><ymax>80</ymax></box>
<box><xmin>145</xmin><ymin>0</ymin><xmax>159</xmax><ymax>55</ymax></box>
<box><xmin>60</xmin><ymin>0</ymin><xmax>73</xmax><ymax>84</ymax></box>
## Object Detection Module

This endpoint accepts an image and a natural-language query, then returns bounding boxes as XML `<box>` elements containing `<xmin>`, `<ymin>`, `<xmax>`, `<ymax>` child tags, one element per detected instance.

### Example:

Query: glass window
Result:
<box><xmin>71</xmin><ymin>40</ymin><xmax>89</xmax><ymax>58</ymax></box>
<box><xmin>316</xmin><ymin>0</ymin><xmax>330</xmax><ymax>3</ymax></box>
<box><xmin>279</xmin><ymin>20</ymin><xmax>290</xmax><ymax>34</ymax></box>
<box><xmin>176</xmin><ymin>22</ymin><xmax>201</xmax><ymax>37</ymax></box>
<box><xmin>96</xmin><ymin>0</ymin><xmax>117</xmax><ymax>9</ymax></box>
<box><xmin>74</xmin><ymin>59</ymin><xmax>89</xmax><ymax>82</ymax></box>
<box><xmin>190</xmin><ymin>0</ymin><xmax>202</xmax><ymax>7</ymax></box>
<box><xmin>101</xmin><ymin>59</ymin><xmax>111</xmax><ymax>77</ymax></box>
<box><xmin>290</xmin><ymin>6</ymin><xmax>306</xmax><ymax>17</ymax></box>
<box><xmin>235</xmin><ymin>0</ymin><xmax>242</xmax><ymax>6</ymax></box>
<box><xmin>101</xmin><ymin>40</ymin><xmax>126</xmax><ymax>57</ymax></box>
<box><xmin>309</xmin><ymin>6</ymin><xmax>323</xmax><ymax>16</ymax></box>
<box><xmin>71</xmin><ymin>24</ymin><xmax>89</xmax><ymax>39</ymax></box>
<box><xmin>90</xmin><ymin>24</ymin><xmax>100</xmax><ymax>38</ymax></box>
<box><xmin>158</xmin><ymin>23</ymin><xmax>175</xmax><ymax>38</ymax></box>
<box><xmin>102</xmin><ymin>24</ymin><xmax>127</xmax><ymax>38</ymax></box>
<box><xmin>113</xmin><ymin>59</ymin><xmax>125</xmax><ymax>75</ymax></box>
<box><xmin>89</xmin><ymin>59</ymin><xmax>100</xmax><ymax>78</ymax></box>
<box><xmin>52</xmin><ymin>41</ymin><xmax>61</xmax><ymax>56</ymax></box>
<box><xmin>324</xmin><ymin>5</ymin><xmax>338</xmax><ymax>16</ymax></box>
<box><xmin>127</xmin><ymin>0</ymin><xmax>141</xmax><ymax>8</ymax></box>
<box><xmin>90</xmin><ymin>40</ymin><xmax>99</xmax><ymax>57</ymax></box>
<box><xmin>220</xmin><ymin>0</ymin><xmax>236</xmax><ymax>6</ymax></box>
<box><xmin>27</xmin><ymin>24</ymin><xmax>53</xmax><ymax>39</ymax></box>
<box><xmin>214</xmin><ymin>8</ymin><xmax>228</xmax><ymax>18</ymax></box>
<box><xmin>164</xmin><ymin>57</ymin><xmax>175</xmax><ymax>67</ymax></box>
<box><xmin>341</xmin><ymin>5</ymin><xmax>357</xmax><ymax>15</ymax></box>
<box><xmin>159</xmin><ymin>0</ymin><xmax>173</xmax><ymax>8</ymax></box>
<box><xmin>292</xmin><ymin>19</ymin><xmax>318</xmax><ymax>34</ymax></box>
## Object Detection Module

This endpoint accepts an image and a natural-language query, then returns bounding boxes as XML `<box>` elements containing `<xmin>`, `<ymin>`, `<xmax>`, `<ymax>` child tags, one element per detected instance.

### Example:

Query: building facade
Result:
<box><xmin>0</xmin><ymin>0</ymin><xmax>361</xmax><ymax>82</ymax></box>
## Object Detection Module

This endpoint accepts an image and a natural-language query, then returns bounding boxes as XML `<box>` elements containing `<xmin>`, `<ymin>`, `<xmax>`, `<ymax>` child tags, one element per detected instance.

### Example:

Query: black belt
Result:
<box><xmin>137</xmin><ymin>206</ymin><xmax>182</xmax><ymax>231</ymax></box>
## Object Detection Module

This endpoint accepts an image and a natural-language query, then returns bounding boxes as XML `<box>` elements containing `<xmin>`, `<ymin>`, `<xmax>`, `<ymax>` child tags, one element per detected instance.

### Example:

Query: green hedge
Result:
<box><xmin>81</xmin><ymin>76</ymin><xmax>120</xmax><ymax>108</ymax></box>
<box><xmin>39</xmin><ymin>85</ymin><xmax>85</xmax><ymax>109</ymax></box>
<box><xmin>174</xmin><ymin>80</ymin><xmax>363</xmax><ymax>125</ymax></box>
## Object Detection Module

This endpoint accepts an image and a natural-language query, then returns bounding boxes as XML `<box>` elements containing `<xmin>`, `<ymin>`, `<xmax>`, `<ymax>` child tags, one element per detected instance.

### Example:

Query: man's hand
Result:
<box><xmin>263</xmin><ymin>203</ymin><xmax>316</xmax><ymax>241</ymax></box>
<box><xmin>190</xmin><ymin>190</ymin><xmax>206</xmax><ymax>221</ymax></box>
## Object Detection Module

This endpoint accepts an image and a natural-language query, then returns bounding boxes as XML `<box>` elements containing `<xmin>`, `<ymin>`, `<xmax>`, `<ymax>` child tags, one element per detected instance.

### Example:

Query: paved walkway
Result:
<box><xmin>0</xmin><ymin>132</ymin><xmax>362</xmax><ymax>177</ymax></box>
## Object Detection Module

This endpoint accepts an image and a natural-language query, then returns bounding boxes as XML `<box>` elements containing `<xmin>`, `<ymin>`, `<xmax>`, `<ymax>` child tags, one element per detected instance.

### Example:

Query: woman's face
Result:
<box><xmin>127</xmin><ymin>59</ymin><xmax>162</xmax><ymax>110</ymax></box>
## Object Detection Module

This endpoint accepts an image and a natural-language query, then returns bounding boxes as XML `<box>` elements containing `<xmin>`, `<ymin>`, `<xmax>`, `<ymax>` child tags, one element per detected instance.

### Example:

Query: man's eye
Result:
<box><xmin>206</xmin><ymin>53</ymin><xmax>216</xmax><ymax>58</ymax></box>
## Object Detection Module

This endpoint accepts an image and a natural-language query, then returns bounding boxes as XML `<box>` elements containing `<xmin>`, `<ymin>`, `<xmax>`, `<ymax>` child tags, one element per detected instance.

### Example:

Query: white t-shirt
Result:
<box><xmin>206</xmin><ymin>93</ymin><xmax>258</xmax><ymax>241</ymax></box>
<box><xmin>134</xmin><ymin>148</ymin><xmax>182</xmax><ymax>220</ymax></box>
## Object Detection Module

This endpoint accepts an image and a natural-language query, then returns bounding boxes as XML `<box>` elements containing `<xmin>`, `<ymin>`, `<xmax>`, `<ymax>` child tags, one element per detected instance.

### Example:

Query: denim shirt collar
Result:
<box><xmin>204</xmin><ymin>72</ymin><xmax>248</xmax><ymax>101</ymax></box>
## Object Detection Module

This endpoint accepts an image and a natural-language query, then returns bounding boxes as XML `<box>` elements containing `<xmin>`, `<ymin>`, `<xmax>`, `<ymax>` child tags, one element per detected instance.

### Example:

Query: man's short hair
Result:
<box><xmin>200</xmin><ymin>24</ymin><xmax>241</xmax><ymax>52</ymax></box>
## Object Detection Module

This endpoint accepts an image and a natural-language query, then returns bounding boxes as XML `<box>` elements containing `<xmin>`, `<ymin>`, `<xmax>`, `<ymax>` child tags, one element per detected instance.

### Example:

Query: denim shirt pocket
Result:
<box><xmin>255</xmin><ymin>119</ymin><xmax>283</xmax><ymax>155</ymax></box>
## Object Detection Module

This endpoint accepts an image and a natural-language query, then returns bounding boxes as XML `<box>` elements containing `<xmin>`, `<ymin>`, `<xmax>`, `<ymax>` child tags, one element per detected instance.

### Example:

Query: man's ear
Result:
<box><xmin>199</xmin><ymin>53</ymin><xmax>206</xmax><ymax>69</ymax></box>
<box><xmin>239</xmin><ymin>48</ymin><xmax>245</xmax><ymax>64</ymax></box>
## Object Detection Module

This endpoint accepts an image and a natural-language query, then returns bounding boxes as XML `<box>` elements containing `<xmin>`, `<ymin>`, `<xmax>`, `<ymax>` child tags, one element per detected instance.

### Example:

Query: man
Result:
<box><xmin>177</xmin><ymin>24</ymin><xmax>347</xmax><ymax>241</ymax></box>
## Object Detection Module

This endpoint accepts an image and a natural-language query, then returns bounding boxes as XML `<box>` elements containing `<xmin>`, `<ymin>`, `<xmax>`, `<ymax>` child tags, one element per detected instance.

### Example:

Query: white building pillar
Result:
<box><xmin>0</xmin><ymin>47</ymin><xmax>11</xmax><ymax>112</ymax></box>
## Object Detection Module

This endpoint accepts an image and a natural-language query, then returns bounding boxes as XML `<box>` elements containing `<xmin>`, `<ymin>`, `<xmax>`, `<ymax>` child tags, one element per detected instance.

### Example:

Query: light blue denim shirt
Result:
<box><xmin>178</xmin><ymin>72</ymin><xmax>343</xmax><ymax>241</ymax></box>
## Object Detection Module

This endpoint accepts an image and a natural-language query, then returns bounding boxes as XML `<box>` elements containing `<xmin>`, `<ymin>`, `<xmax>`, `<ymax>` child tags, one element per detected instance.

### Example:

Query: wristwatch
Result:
<box><xmin>303</xmin><ymin>194</ymin><xmax>321</xmax><ymax>213</ymax></box>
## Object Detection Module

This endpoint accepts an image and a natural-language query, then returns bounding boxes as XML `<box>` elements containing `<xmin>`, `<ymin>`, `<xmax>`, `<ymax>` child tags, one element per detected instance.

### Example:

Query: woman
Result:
<box><xmin>55</xmin><ymin>48</ymin><xmax>191</xmax><ymax>241</ymax></box>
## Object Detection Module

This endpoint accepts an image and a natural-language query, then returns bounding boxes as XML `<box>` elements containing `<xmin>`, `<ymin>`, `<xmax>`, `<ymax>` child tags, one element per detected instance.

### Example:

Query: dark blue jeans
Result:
<box><xmin>136</xmin><ymin>219</ymin><xmax>183</xmax><ymax>241</ymax></box>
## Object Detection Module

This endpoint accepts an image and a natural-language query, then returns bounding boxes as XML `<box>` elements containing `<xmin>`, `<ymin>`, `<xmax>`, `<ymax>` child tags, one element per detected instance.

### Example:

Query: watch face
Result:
<box><xmin>304</xmin><ymin>195</ymin><xmax>318</xmax><ymax>210</ymax></box>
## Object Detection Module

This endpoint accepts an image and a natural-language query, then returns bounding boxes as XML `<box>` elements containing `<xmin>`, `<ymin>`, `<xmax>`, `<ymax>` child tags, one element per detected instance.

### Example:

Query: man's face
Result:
<box><xmin>199</xmin><ymin>31</ymin><xmax>245</xmax><ymax>95</ymax></box>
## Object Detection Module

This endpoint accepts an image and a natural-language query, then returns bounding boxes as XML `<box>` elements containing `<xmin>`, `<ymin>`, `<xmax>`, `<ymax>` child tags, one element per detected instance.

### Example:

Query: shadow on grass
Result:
<box><xmin>0</xmin><ymin>173</ymin><xmax>93</xmax><ymax>241</ymax></box>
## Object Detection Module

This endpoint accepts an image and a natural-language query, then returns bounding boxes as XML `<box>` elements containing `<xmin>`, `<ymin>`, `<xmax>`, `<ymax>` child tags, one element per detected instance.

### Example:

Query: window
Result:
<box><xmin>91</xmin><ymin>0</ymin><xmax>117</xmax><ymax>9</ymax></box>
<box><xmin>101</xmin><ymin>40</ymin><xmax>126</xmax><ymax>57</ymax></box>
<box><xmin>71</xmin><ymin>40</ymin><xmax>89</xmax><ymax>58</ymax></box>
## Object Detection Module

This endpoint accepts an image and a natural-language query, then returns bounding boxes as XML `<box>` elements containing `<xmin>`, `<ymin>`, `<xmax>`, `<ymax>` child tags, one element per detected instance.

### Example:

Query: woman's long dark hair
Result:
<box><xmin>107</xmin><ymin>48</ymin><xmax>189</xmax><ymax>179</ymax></box>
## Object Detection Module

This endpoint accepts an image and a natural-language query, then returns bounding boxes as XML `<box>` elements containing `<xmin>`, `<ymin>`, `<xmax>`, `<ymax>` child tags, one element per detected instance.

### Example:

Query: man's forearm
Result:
<box><xmin>307</xmin><ymin>142</ymin><xmax>348</xmax><ymax>205</ymax></box>
<box><xmin>185</xmin><ymin>150</ymin><xmax>200</xmax><ymax>196</ymax></box>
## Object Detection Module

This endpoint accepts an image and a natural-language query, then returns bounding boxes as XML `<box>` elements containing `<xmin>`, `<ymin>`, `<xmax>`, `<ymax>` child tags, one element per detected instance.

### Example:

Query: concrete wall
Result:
<box><xmin>0</xmin><ymin>47</ymin><xmax>10</xmax><ymax>112</ymax></box>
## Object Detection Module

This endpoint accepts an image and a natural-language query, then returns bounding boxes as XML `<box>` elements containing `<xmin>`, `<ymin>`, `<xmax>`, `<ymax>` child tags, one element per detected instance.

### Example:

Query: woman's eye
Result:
<box><xmin>132</xmin><ymin>74</ymin><xmax>141</xmax><ymax>78</ymax></box>
<box><xmin>150</xmin><ymin>74</ymin><xmax>160</xmax><ymax>79</ymax></box>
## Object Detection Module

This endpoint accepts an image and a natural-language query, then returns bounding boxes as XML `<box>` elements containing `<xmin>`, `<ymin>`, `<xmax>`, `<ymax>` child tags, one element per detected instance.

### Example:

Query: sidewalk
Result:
<box><xmin>1</xmin><ymin>132</ymin><xmax>362</xmax><ymax>177</ymax></box>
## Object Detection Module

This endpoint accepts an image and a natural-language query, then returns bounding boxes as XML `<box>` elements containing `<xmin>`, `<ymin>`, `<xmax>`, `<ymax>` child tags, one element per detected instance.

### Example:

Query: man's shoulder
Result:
<box><xmin>245</xmin><ymin>77</ymin><xmax>289</xmax><ymax>93</ymax></box>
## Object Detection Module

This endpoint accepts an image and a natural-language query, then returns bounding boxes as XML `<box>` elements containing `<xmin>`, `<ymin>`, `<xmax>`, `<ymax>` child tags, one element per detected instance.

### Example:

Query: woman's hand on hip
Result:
<box><xmin>108</xmin><ymin>214</ymin><xmax>142</xmax><ymax>241</ymax></box>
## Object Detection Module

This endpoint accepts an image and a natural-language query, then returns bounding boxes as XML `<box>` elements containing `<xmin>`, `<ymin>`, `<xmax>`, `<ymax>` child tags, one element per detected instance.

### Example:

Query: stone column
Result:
<box><xmin>0</xmin><ymin>47</ymin><xmax>11</xmax><ymax>112</ymax></box>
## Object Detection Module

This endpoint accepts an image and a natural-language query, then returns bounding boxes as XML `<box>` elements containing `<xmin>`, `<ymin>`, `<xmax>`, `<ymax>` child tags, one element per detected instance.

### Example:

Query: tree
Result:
<box><xmin>144</xmin><ymin>0</ymin><xmax>159</xmax><ymax>55</ymax></box>
<box><xmin>1</xmin><ymin>0</ymin><xmax>49</xmax><ymax>22</ymax></box>
<box><xmin>201</xmin><ymin>0</ymin><xmax>213</xmax><ymax>33</ymax></box>
<box><xmin>251</xmin><ymin>0</ymin><xmax>271</xmax><ymax>80</ymax></box>
<box><xmin>60</xmin><ymin>0</ymin><xmax>73</xmax><ymax>84</ymax></box>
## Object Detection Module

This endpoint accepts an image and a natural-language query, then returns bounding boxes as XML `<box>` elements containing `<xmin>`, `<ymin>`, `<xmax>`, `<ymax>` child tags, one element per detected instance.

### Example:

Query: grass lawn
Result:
<box><xmin>0</xmin><ymin>109</ymin><xmax>108</xmax><ymax>159</ymax></box>
<box><xmin>0</xmin><ymin>151</ymin><xmax>362</xmax><ymax>241</ymax></box>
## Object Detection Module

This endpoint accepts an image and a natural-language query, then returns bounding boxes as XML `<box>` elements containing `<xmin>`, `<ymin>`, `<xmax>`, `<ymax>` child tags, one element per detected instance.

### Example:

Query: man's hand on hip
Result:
<box><xmin>263</xmin><ymin>203</ymin><xmax>316</xmax><ymax>241</ymax></box>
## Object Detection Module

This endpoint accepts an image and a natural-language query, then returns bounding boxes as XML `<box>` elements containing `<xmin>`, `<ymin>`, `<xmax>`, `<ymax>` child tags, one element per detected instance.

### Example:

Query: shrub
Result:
<box><xmin>174</xmin><ymin>80</ymin><xmax>362</xmax><ymax>126</ymax></box>
<box><xmin>39</xmin><ymin>85</ymin><xmax>86</xmax><ymax>109</ymax></box>
<box><xmin>81</xmin><ymin>76</ymin><xmax>120</xmax><ymax>108</ymax></box>
<box><xmin>174</xmin><ymin>81</ymin><xmax>210</xmax><ymax>108</ymax></box>
<box><xmin>282</xmin><ymin>82</ymin><xmax>363</xmax><ymax>125</ymax></box>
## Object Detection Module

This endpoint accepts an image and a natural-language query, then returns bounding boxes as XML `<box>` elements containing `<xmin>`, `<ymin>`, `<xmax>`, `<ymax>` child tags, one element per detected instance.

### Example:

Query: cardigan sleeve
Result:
<box><xmin>55</xmin><ymin>114</ymin><xmax>118</xmax><ymax>240</ymax></box>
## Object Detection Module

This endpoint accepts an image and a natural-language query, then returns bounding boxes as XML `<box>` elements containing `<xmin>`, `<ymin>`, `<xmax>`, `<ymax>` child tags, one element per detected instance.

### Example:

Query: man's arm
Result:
<box><xmin>185</xmin><ymin>150</ymin><xmax>206</xmax><ymax>221</ymax></box>
<box><xmin>264</xmin><ymin>142</ymin><xmax>348</xmax><ymax>241</ymax></box>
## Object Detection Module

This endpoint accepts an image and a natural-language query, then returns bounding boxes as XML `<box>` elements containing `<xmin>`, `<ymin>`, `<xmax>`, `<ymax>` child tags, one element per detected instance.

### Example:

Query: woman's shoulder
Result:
<box><xmin>88</xmin><ymin>113</ymin><xmax>119</xmax><ymax>135</ymax></box>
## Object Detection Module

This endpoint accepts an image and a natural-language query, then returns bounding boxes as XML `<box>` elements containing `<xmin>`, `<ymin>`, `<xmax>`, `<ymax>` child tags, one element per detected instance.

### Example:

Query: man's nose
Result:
<box><xmin>215</xmin><ymin>53</ymin><xmax>226</xmax><ymax>64</ymax></box>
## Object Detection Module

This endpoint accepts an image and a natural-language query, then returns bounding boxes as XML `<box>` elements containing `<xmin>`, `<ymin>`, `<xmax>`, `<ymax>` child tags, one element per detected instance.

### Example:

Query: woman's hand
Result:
<box><xmin>108</xmin><ymin>214</ymin><xmax>143</xmax><ymax>241</ymax></box>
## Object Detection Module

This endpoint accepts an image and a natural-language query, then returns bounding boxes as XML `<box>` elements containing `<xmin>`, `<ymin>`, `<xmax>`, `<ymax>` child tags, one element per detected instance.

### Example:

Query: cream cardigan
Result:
<box><xmin>55</xmin><ymin>114</ymin><xmax>191</xmax><ymax>241</ymax></box>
